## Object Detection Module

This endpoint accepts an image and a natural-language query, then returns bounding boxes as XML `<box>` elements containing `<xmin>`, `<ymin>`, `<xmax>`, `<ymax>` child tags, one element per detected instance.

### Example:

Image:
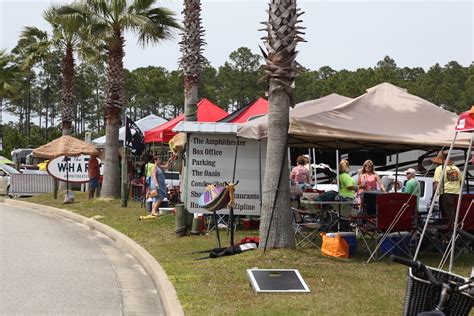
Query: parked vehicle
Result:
<box><xmin>164</xmin><ymin>171</ymin><xmax>180</xmax><ymax>188</ymax></box>
<box><xmin>352</xmin><ymin>171</ymin><xmax>435</xmax><ymax>213</ymax></box>
<box><xmin>308</xmin><ymin>166</ymin><xmax>435</xmax><ymax>213</ymax></box>
<box><xmin>0</xmin><ymin>163</ymin><xmax>20</xmax><ymax>197</ymax></box>
<box><xmin>11</xmin><ymin>148</ymin><xmax>34</xmax><ymax>165</ymax></box>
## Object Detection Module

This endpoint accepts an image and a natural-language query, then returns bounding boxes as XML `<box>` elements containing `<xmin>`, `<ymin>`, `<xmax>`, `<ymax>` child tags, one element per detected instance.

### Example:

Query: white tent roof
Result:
<box><xmin>238</xmin><ymin>83</ymin><xmax>470</xmax><ymax>150</ymax></box>
<box><xmin>92</xmin><ymin>114</ymin><xmax>167</xmax><ymax>145</ymax></box>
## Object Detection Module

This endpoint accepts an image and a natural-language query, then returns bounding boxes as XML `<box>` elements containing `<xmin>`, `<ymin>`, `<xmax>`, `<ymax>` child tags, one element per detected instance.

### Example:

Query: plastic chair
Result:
<box><xmin>356</xmin><ymin>193</ymin><xmax>417</xmax><ymax>262</ymax></box>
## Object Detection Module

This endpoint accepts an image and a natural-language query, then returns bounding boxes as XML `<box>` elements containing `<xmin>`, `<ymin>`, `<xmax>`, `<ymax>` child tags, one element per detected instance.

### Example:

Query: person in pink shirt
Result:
<box><xmin>291</xmin><ymin>155</ymin><xmax>311</xmax><ymax>189</ymax></box>
<box><xmin>357</xmin><ymin>159</ymin><xmax>386</xmax><ymax>195</ymax></box>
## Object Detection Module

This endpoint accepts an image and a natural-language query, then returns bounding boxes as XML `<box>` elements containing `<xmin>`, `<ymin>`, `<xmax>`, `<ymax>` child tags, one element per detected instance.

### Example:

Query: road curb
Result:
<box><xmin>4</xmin><ymin>199</ymin><xmax>184</xmax><ymax>316</ymax></box>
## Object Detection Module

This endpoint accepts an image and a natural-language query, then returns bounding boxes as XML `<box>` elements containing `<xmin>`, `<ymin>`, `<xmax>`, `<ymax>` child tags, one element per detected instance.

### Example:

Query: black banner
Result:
<box><xmin>125</xmin><ymin>116</ymin><xmax>145</xmax><ymax>156</ymax></box>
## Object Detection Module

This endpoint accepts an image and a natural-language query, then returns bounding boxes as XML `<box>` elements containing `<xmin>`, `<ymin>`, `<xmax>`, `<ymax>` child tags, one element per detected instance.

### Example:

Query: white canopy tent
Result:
<box><xmin>92</xmin><ymin>114</ymin><xmax>167</xmax><ymax>146</ymax></box>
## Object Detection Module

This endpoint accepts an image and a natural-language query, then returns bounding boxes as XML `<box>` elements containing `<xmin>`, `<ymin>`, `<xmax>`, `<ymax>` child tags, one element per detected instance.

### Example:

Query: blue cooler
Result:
<box><xmin>337</xmin><ymin>232</ymin><xmax>357</xmax><ymax>257</ymax></box>
<box><xmin>380</xmin><ymin>232</ymin><xmax>410</xmax><ymax>256</ymax></box>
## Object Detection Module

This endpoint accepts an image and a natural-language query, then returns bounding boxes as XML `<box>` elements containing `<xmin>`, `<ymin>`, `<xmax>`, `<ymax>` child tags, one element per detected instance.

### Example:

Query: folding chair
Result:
<box><xmin>291</xmin><ymin>207</ymin><xmax>326</xmax><ymax>248</ymax></box>
<box><xmin>455</xmin><ymin>194</ymin><xmax>474</xmax><ymax>254</ymax></box>
<box><xmin>436</xmin><ymin>194</ymin><xmax>474</xmax><ymax>258</ymax></box>
<box><xmin>420</xmin><ymin>194</ymin><xmax>474</xmax><ymax>257</ymax></box>
<box><xmin>356</xmin><ymin>193</ymin><xmax>416</xmax><ymax>262</ymax></box>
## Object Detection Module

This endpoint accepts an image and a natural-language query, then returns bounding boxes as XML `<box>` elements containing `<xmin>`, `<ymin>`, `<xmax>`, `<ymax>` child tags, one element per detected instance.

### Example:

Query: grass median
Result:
<box><xmin>25</xmin><ymin>193</ymin><xmax>473</xmax><ymax>315</ymax></box>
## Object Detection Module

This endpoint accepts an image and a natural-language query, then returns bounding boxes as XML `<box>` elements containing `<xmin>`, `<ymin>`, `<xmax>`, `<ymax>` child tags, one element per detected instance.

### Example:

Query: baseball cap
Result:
<box><xmin>405</xmin><ymin>168</ymin><xmax>416</xmax><ymax>174</ymax></box>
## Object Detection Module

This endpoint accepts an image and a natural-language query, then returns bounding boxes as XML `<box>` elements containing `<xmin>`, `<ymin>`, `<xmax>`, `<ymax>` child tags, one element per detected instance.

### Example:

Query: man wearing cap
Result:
<box><xmin>432</xmin><ymin>151</ymin><xmax>462</xmax><ymax>225</ymax></box>
<box><xmin>402</xmin><ymin>168</ymin><xmax>420</xmax><ymax>211</ymax></box>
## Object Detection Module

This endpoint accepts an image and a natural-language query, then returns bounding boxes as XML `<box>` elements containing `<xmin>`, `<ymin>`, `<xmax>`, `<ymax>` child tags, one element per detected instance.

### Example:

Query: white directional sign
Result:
<box><xmin>47</xmin><ymin>155</ymin><xmax>102</xmax><ymax>183</ymax></box>
<box><xmin>186</xmin><ymin>133</ymin><xmax>266</xmax><ymax>215</ymax></box>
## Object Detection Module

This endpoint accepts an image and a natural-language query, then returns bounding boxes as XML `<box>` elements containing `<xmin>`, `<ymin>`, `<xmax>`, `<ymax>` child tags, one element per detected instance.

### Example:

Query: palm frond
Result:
<box><xmin>127</xmin><ymin>7</ymin><xmax>181</xmax><ymax>46</ymax></box>
<box><xmin>56</xmin><ymin>2</ymin><xmax>88</xmax><ymax>16</ymax></box>
<box><xmin>129</xmin><ymin>0</ymin><xmax>155</xmax><ymax>13</ymax></box>
<box><xmin>20</xmin><ymin>26</ymin><xmax>49</xmax><ymax>42</ymax></box>
<box><xmin>90</xmin><ymin>22</ymin><xmax>110</xmax><ymax>38</ymax></box>
<box><xmin>112</xmin><ymin>0</ymin><xmax>128</xmax><ymax>23</ymax></box>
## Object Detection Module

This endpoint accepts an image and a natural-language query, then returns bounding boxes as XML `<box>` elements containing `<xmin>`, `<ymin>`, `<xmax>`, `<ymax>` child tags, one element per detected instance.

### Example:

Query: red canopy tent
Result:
<box><xmin>219</xmin><ymin>97</ymin><xmax>268</xmax><ymax>123</ymax></box>
<box><xmin>144</xmin><ymin>98</ymin><xmax>228</xmax><ymax>143</ymax></box>
<box><xmin>455</xmin><ymin>107</ymin><xmax>474</xmax><ymax>132</ymax></box>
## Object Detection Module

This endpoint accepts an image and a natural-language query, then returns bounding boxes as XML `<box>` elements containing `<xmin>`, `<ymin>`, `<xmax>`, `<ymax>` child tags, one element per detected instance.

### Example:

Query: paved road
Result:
<box><xmin>0</xmin><ymin>203</ymin><xmax>164</xmax><ymax>315</ymax></box>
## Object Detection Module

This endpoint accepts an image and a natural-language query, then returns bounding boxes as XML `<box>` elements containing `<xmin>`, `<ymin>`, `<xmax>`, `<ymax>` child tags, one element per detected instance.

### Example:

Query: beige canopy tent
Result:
<box><xmin>237</xmin><ymin>93</ymin><xmax>352</xmax><ymax>140</ymax></box>
<box><xmin>238</xmin><ymin>83</ymin><xmax>470</xmax><ymax>150</ymax></box>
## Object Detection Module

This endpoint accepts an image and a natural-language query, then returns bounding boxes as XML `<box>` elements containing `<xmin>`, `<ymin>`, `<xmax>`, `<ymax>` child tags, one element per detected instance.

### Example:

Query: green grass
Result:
<box><xmin>24</xmin><ymin>193</ymin><xmax>473</xmax><ymax>315</ymax></box>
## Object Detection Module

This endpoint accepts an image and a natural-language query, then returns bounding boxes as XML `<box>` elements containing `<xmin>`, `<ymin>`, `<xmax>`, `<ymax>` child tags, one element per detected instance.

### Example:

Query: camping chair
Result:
<box><xmin>433</xmin><ymin>194</ymin><xmax>474</xmax><ymax>259</ymax></box>
<box><xmin>291</xmin><ymin>207</ymin><xmax>326</xmax><ymax>248</ymax></box>
<box><xmin>419</xmin><ymin>194</ymin><xmax>474</xmax><ymax>257</ymax></box>
<box><xmin>455</xmin><ymin>194</ymin><xmax>474</xmax><ymax>254</ymax></box>
<box><xmin>356</xmin><ymin>193</ymin><xmax>416</xmax><ymax>262</ymax></box>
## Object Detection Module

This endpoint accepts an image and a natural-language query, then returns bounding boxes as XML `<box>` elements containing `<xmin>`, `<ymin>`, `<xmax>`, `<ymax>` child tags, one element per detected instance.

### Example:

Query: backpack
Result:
<box><xmin>446</xmin><ymin>167</ymin><xmax>460</xmax><ymax>182</ymax></box>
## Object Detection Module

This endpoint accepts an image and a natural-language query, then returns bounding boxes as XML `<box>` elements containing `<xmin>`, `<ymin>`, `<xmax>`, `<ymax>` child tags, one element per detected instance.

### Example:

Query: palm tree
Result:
<box><xmin>10</xmin><ymin>33</ymin><xmax>48</xmax><ymax>139</ymax></box>
<box><xmin>18</xmin><ymin>6</ymin><xmax>92</xmax><ymax>136</ymax></box>
<box><xmin>0</xmin><ymin>50</ymin><xmax>21</xmax><ymax>146</ymax></box>
<box><xmin>59</xmin><ymin>0</ymin><xmax>180</xmax><ymax>198</ymax></box>
<box><xmin>180</xmin><ymin>0</ymin><xmax>206</xmax><ymax>121</ymax></box>
<box><xmin>0</xmin><ymin>50</ymin><xmax>20</xmax><ymax>100</ymax></box>
<box><xmin>44</xmin><ymin>7</ymin><xmax>93</xmax><ymax>136</ymax></box>
<box><xmin>259</xmin><ymin>0</ymin><xmax>305</xmax><ymax>249</ymax></box>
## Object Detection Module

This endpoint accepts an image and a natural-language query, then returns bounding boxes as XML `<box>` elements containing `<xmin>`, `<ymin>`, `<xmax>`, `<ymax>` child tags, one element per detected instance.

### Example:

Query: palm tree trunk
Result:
<box><xmin>61</xmin><ymin>45</ymin><xmax>74</xmax><ymax>135</ymax></box>
<box><xmin>259</xmin><ymin>83</ymin><xmax>293</xmax><ymax>249</ymax></box>
<box><xmin>101</xmin><ymin>31</ymin><xmax>125</xmax><ymax>198</ymax></box>
<box><xmin>258</xmin><ymin>0</ymin><xmax>304</xmax><ymax>249</ymax></box>
<box><xmin>181</xmin><ymin>0</ymin><xmax>205</xmax><ymax>122</ymax></box>
<box><xmin>184</xmin><ymin>78</ymin><xmax>198</xmax><ymax>121</ymax></box>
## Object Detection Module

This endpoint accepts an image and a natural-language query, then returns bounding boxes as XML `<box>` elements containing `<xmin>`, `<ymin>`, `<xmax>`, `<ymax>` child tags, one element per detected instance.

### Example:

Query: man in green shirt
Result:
<box><xmin>402</xmin><ymin>168</ymin><xmax>420</xmax><ymax>212</ymax></box>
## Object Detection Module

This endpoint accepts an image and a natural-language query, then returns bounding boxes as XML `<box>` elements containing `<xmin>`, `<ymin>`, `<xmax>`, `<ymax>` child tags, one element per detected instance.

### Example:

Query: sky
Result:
<box><xmin>0</xmin><ymin>0</ymin><xmax>473</xmax><ymax>124</ymax></box>
<box><xmin>1</xmin><ymin>0</ymin><xmax>473</xmax><ymax>73</ymax></box>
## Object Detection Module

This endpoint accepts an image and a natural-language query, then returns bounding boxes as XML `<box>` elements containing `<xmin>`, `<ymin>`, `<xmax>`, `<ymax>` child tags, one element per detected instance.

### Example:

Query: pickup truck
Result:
<box><xmin>378</xmin><ymin>172</ymin><xmax>434</xmax><ymax>213</ymax></box>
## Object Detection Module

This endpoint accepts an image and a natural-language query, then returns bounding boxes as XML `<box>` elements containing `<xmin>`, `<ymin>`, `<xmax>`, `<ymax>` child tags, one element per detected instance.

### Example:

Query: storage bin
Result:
<box><xmin>337</xmin><ymin>232</ymin><xmax>357</xmax><ymax>257</ymax></box>
<box><xmin>380</xmin><ymin>232</ymin><xmax>410</xmax><ymax>256</ymax></box>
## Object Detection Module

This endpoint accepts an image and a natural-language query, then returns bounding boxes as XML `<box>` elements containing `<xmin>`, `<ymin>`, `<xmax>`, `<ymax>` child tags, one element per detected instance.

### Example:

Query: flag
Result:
<box><xmin>125</xmin><ymin>116</ymin><xmax>145</xmax><ymax>156</ymax></box>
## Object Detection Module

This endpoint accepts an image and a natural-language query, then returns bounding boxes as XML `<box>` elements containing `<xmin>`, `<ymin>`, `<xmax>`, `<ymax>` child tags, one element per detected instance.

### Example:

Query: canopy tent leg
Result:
<box><xmin>229</xmin><ymin>136</ymin><xmax>240</xmax><ymax>246</ymax></box>
<box><xmin>414</xmin><ymin>131</ymin><xmax>458</xmax><ymax>260</ymax></box>
<box><xmin>213</xmin><ymin>211</ymin><xmax>221</xmax><ymax>248</ymax></box>
<box><xmin>335</xmin><ymin>150</ymin><xmax>340</xmax><ymax>190</ymax></box>
<box><xmin>312</xmin><ymin>148</ymin><xmax>317</xmax><ymax>186</ymax></box>
<box><xmin>449</xmin><ymin>132</ymin><xmax>473</xmax><ymax>272</ymax></box>
<box><xmin>463</xmin><ymin>149</ymin><xmax>470</xmax><ymax>194</ymax></box>
<box><xmin>394</xmin><ymin>150</ymin><xmax>399</xmax><ymax>193</ymax></box>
